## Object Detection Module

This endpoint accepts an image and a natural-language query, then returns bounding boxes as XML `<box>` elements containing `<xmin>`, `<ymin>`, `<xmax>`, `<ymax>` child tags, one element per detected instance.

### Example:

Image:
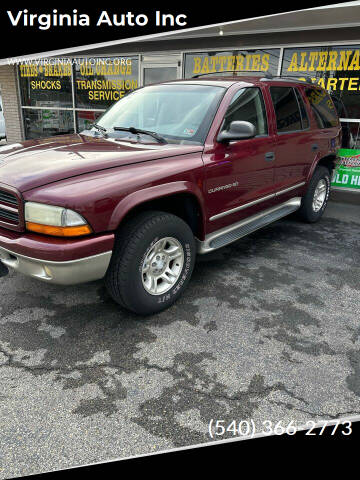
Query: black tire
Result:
<box><xmin>105</xmin><ymin>211</ymin><xmax>196</xmax><ymax>315</ymax></box>
<box><xmin>298</xmin><ymin>166</ymin><xmax>331</xmax><ymax>223</ymax></box>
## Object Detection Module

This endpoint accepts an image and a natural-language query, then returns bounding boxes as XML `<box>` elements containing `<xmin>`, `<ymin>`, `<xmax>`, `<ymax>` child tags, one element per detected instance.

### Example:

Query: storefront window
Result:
<box><xmin>23</xmin><ymin>108</ymin><xmax>74</xmax><ymax>139</ymax></box>
<box><xmin>281</xmin><ymin>46</ymin><xmax>360</xmax><ymax>120</ymax></box>
<box><xmin>18</xmin><ymin>56</ymin><xmax>139</xmax><ymax>139</ymax></box>
<box><xmin>16</xmin><ymin>47</ymin><xmax>360</xmax><ymax>144</ymax></box>
<box><xmin>19</xmin><ymin>60</ymin><xmax>73</xmax><ymax>108</ymax></box>
<box><xmin>143</xmin><ymin>66</ymin><xmax>177</xmax><ymax>85</ymax></box>
<box><xmin>74</xmin><ymin>57</ymin><xmax>139</xmax><ymax>110</ymax></box>
<box><xmin>184</xmin><ymin>49</ymin><xmax>281</xmax><ymax>78</ymax></box>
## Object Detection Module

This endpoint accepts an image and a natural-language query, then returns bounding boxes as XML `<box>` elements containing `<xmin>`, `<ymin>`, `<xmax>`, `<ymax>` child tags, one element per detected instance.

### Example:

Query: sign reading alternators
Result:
<box><xmin>285</xmin><ymin>48</ymin><xmax>360</xmax><ymax>91</ymax></box>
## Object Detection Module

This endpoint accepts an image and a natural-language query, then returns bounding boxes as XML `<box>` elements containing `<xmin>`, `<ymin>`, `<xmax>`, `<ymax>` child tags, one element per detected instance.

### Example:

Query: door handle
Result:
<box><xmin>265</xmin><ymin>152</ymin><xmax>275</xmax><ymax>161</ymax></box>
<box><xmin>312</xmin><ymin>144</ymin><xmax>319</xmax><ymax>151</ymax></box>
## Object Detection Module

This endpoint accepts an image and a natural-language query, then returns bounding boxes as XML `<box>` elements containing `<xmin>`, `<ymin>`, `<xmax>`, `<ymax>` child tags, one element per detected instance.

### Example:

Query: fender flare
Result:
<box><xmin>108</xmin><ymin>181</ymin><xmax>207</xmax><ymax>236</ymax></box>
<box><xmin>306</xmin><ymin>152</ymin><xmax>337</xmax><ymax>183</ymax></box>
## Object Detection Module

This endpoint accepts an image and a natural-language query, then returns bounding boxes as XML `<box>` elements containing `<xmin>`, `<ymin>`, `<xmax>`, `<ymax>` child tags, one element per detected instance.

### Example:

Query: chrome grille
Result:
<box><xmin>0</xmin><ymin>191</ymin><xmax>18</xmax><ymax>206</ymax></box>
<box><xmin>0</xmin><ymin>189</ymin><xmax>21</xmax><ymax>228</ymax></box>
<box><xmin>0</xmin><ymin>207</ymin><xmax>19</xmax><ymax>223</ymax></box>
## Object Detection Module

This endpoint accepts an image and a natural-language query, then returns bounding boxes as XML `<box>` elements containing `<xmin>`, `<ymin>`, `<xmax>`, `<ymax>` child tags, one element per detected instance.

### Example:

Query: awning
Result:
<box><xmin>1</xmin><ymin>1</ymin><xmax>360</xmax><ymax>64</ymax></box>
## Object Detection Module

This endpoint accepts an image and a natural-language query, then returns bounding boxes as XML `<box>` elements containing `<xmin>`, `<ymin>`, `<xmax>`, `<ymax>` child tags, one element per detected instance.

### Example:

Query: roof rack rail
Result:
<box><xmin>191</xmin><ymin>71</ymin><xmax>316</xmax><ymax>85</ymax></box>
<box><xmin>192</xmin><ymin>70</ymin><xmax>273</xmax><ymax>79</ymax></box>
<box><xmin>261</xmin><ymin>74</ymin><xmax>314</xmax><ymax>84</ymax></box>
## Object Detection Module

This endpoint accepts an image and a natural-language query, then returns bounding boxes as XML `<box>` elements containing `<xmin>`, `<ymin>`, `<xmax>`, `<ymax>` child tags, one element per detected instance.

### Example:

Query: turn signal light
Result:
<box><xmin>26</xmin><ymin>222</ymin><xmax>92</xmax><ymax>237</ymax></box>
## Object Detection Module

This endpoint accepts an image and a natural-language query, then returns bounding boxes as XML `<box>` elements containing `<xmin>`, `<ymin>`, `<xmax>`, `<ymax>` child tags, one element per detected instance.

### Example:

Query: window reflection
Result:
<box><xmin>74</xmin><ymin>57</ymin><xmax>139</xmax><ymax>110</ymax></box>
<box><xmin>281</xmin><ymin>46</ymin><xmax>360</xmax><ymax>121</ymax></box>
<box><xmin>23</xmin><ymin>109</ymin><xmax>74</xmax><ymax>139</ymax></box>
<box><xmin>19</xmin><ymin>60</ymin><xmax>72</xmax><ymax>108</ymax></box>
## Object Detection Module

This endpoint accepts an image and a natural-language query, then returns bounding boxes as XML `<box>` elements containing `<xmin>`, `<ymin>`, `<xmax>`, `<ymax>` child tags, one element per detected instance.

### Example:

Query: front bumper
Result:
<box><xmin>0</xmin><ymin>245</ymin><xmax>112</xmax><ymax>285</ymax></box>
<box><xmin>0</xmin><ymin>226</ymin><xmax>114</xmax><ymax>285</ymax></box>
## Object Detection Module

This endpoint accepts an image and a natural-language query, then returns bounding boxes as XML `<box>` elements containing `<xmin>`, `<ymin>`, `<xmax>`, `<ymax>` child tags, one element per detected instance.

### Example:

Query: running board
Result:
<box><xmin>197</xmin><ymin>197</ymin><xmax>301</xmax><ymax>254</ymax></box>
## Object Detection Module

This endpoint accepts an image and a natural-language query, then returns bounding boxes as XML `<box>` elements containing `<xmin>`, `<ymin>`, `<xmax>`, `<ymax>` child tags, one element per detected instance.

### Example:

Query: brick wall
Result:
<box><xmin>0</xmin><ymin>65</ymin><xmax>24</xmax><ymax>143</ymax></box>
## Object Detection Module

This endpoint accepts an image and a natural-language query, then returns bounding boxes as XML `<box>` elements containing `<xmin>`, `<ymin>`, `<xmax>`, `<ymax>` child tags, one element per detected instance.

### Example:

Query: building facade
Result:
<box><xmin>1</xmin><ymin>3</ymin><xmax>360</xmax><ymax>193</ymax></box>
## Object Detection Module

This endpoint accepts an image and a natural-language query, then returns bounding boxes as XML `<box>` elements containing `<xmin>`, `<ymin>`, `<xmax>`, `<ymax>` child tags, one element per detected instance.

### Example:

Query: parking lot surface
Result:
<box><xmin>0</xmin><ymin>201</ymin><xmax>359</xmax><ymax>478</ymax></box>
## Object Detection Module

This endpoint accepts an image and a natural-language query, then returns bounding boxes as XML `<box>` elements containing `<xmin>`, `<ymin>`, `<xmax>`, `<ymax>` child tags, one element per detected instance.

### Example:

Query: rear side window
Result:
<box><xmin>294</xmin><ymin>88</ymin><xmax>309</xmax><ymax>129</ymax></box>
<box><xmin>222</xmin><ymin>87</ymin><xmax>268</xmax><ymax>135</ymax></box>
<box><xmin>305</xmin><ymin>88</ymin><xmax>339</xmax><ymax>129</ymax></box>
<box><xmin>330</xmin><ymin>94</ymin><xmax>347</xmax><ymax>118</ymax></box>
<box><xmin>270</xmin><ymin>87</ymin><xmax>304</xmax><ymax>133</ymax></box>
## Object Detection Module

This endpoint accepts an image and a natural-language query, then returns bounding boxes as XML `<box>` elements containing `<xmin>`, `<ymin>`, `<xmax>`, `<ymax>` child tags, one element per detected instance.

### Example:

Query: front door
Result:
<box><xmin>204</xmin><ymin>86</ymin><xmax>277</xmax><ymax>232</ymax></box>
<box><xmin>141</xmin><ymin>55</ymin><xmax>181</xmax><ymax>86</ymax></box>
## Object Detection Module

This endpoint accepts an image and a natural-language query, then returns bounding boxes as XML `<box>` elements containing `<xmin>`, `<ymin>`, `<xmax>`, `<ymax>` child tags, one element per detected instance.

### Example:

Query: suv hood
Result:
<box><xmin>0</xmin><ymin>134</ymin><xmax>203</xmax><ymax>192</ymax></box>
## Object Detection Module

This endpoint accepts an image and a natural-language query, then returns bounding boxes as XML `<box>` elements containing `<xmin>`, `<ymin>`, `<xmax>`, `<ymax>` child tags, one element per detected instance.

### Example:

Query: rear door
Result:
<box><xmin>303</xmin><ymin>87</ymin><xmax>341</xmax><ymax>161</ymax></box>
<box><xmin>269</xmin><ymin>85</ymin><xmax>312</xmax><ymax>197</ymax></box>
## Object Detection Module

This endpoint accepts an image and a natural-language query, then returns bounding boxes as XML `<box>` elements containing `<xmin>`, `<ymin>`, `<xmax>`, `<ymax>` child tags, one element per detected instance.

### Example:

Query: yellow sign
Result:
<box><xmin>76</xmin><ymin>60</ymin><xmax>137</xmax><ymax>102</ymax></box>
<box><xmin>19</xmin><ymin>64</ymin><xmax>71</xmax><ymax>77</ymax></box>
<box><xmin>192</xmin><ymin>53</ymin><xmax>271</xmax><ymax>74</ymax></box>
<box><xmin>285</xmin><ymin>49</ymin><xmax>360</xmax><ymax>91</ymax></box>
<box><xmin>76</xmin><ymin>79</ymin><xmax>138</xmax><ymax>101</ymax></box>
<box><xmin>30</xmin><ymin>80</ymin><xmax>61</xmax><ymax>90</ymax></box>
<box><xmin>79</xmin><ymin>62</ymin><xmax>133</xmax><ymax>76</ymax></box>
<box><xmin>287</xmin><ymin>50</ymin><xmax>360</xmax><ymax>72</ymax></box>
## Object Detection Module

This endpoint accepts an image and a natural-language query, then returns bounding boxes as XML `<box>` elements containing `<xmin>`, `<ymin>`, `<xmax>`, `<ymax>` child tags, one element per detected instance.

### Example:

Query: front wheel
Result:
<box><xmin>298</xmin><ymin>166</ymin><xmax>331</xmax><ymax>223</ymax></box>
<box><xmin>105</xmin><ymin>211</ymin><xmax>196</xmax><ymax>315</ymax></box>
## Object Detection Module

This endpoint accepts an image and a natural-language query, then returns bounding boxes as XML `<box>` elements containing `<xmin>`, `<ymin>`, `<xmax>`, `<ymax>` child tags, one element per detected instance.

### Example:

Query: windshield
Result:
<box><xmin>90</xmin><ymin>84</ymin><xmax>225</xmax><ymax>145</ymax></box>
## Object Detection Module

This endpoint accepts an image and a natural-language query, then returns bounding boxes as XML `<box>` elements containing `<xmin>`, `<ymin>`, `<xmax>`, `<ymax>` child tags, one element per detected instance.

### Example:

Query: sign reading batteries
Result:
<box><xmin>332</xmin><ymin>149</ymin><xmax>360</xmax><ymax>189</ymax></box>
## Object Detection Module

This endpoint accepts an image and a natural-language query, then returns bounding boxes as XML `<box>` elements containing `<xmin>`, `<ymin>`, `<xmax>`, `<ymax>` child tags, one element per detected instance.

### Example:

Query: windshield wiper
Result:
<box><xmin>113</xmin><ymin>126</ymin><xmax>167</xmax><ymax>144</ymax></box>
<box><xmin>90</xmin><ymin>123</ymin><xmax>108</xmax><ymax>138</ymax></box>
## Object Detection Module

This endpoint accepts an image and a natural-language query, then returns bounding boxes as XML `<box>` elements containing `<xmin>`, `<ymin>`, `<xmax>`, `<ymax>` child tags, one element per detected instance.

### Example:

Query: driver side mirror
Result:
<box><xmin>217</xmin><ymin>120</ymin><xmax>256</xmax><ymax>143</ymax></box>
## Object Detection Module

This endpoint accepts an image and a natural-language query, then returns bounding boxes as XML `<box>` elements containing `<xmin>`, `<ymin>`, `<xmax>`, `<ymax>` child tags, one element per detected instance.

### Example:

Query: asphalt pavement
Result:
<box><xmin>0</xmin><ymin>200</ymin><xmax>359</xmax><ymax>478</ymax></box>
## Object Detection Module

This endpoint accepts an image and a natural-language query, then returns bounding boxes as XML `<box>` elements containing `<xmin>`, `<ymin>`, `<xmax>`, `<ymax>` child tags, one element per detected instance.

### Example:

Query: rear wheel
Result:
<box><xmin>298</xmin><ymin>166</ymin><xmax>331</xmax><ymax>223</ymax></box>
<box><xmin>105</xmin><ymin>211</ymin><xmax>196</xmax><ymax>315</ymax></box>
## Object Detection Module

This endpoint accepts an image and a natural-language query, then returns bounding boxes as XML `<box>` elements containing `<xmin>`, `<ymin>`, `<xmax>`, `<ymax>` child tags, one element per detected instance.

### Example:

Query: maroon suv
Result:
<box><xmin>0</xmin><ymin>75</ymin><xmax>341</xmax><ymax>314</ymax></box>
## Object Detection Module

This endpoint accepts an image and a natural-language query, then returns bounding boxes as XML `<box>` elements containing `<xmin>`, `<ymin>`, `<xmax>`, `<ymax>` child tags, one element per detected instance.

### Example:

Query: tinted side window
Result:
<box><xmin>305</xmin><ymin>88</ymin><xmax>339</xmax><ymax>129</ymax></box>
<box><xmin>294</xmin><ymin>88</ymin><xmax>309</xmax><ymax>129</ymax></box>
<box><xmin>222</xmin><ymin>88</ymin><xmax>267</xmax><ymax>135</ymax></box>
<box><xmin>330</xmin><ymin>95</ymin><xmax>347</xmax><ymax>118</ymax></box>
<box><xmin>270</xmin><ymin>87</ymin><xmax>302</xmax><ymax>132</ymax></box>
<box><xmin>330</xmin><ymin>95</ymin><xmax>351</xmax><ymax>147</ymax></box>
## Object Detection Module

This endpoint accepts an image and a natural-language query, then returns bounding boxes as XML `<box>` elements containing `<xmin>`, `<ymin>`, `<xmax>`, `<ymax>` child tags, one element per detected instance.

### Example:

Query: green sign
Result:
<box><xmin>332</xmin><ymin>148</ymin><xmax>360</xmax><ymax>190</ymax></box>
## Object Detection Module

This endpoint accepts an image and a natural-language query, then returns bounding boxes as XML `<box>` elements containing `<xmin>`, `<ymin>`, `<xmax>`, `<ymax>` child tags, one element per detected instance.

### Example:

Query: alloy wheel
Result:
<box><xmin>141</xmin><ymin>237</ymin><xmax>184</xmax><ymax>295</ymax></box>
<box><xmin>312</xmin><ymin>178</ymin><xmax>328</xmax><ymax>212</ymax></box>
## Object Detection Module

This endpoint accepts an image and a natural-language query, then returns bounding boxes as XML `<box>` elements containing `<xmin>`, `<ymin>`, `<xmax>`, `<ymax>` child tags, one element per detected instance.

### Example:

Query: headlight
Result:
<box><xmin>25</xmin><ymin>202</ymin><xmax>92</xmax><ymax>237</ymax></box>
